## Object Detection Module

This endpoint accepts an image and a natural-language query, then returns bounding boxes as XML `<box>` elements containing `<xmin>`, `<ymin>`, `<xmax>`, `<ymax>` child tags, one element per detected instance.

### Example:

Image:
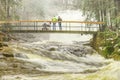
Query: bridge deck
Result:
<box><xmin>9</xmin><ymin>30</ymin><xmax>97</xmax><ymax>34</ymax></box>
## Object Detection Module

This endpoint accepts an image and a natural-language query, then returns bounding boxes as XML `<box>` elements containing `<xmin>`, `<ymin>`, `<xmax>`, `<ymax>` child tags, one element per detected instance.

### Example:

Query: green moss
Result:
<box><xmin>105</xmin><ymin>46</ymin><xmax>114</xmax><ymax>55</ymax></box>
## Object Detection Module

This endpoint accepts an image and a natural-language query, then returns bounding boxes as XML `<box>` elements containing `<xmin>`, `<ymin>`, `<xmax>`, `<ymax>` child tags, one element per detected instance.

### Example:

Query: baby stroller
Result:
<box><xmin>42</xmin><ymin>22</ymin><xmax>51</xmax><ymax>31</ymax></box>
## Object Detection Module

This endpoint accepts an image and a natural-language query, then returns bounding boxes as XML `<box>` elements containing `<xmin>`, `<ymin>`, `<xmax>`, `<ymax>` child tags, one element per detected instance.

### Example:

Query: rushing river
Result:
<box><xmin>1</xmin><ymin>33</ymin><xmax>120</xmax><ymax>80</ymax></box>
<box><xmin>1</xmin><ymin>10</ymin><xmax>120</xmax><ymax>80</ymax></box>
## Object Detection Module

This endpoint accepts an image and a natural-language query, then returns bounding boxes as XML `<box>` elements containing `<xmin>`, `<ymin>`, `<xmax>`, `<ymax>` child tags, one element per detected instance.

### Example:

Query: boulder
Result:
<box><xmin>14</xmin><ymin>53</ymin><xmax>28</xmax><ymax>59</ymax></box>
<box><xmin>3</xmin><ymin>53</ymin><xmax>14</xmax><ymax>57</ymax></box>
<box><xmin>0</xmin><ymin>62</ymin><xmax>8</xmax><ymax>69</ymax></box>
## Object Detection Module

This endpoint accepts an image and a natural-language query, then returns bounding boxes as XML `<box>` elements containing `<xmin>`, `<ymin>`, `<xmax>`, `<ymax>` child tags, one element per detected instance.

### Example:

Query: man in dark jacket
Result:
<box><xmin>58</xmin><ymin>16</ymin><xmax>62</xmax><ymax>30</ymax></box>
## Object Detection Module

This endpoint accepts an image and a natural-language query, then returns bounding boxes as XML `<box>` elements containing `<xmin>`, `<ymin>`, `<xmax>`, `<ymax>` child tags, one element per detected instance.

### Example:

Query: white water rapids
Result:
<box><xmin>1</xmin><ymin>33</ymin><xmax>120</xmax><ymax>80</ymax></box>
<box><xmin>1</xmin><ymin>10</ymin><xmax>120</xmax><ymax>80</ymax></box>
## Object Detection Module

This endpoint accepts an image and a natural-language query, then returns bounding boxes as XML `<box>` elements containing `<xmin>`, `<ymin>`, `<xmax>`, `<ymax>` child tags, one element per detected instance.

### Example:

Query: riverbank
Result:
<box><xmin>91</xmin><ymin>31</ymin><xmax>120</xmax><ymax>60</ymax></box>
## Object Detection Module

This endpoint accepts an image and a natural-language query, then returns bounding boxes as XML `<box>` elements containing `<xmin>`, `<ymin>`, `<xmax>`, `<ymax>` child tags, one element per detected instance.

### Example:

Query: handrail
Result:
<box><xmin>0</xmin><ymin>20</ymin><xmax>104</xmax><ymax>24</ymax></box>
<box><xmin>0</xmin><ymin>20</ymin><xmax>104</xmax><ymax>34</ymax></box>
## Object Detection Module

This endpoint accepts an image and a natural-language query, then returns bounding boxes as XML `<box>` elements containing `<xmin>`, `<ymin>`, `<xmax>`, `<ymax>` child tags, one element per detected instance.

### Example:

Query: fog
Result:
<box><xmin>20</xmin><ymin>0</ymin><xmax>73</xmax><ymax>20</ymax></box>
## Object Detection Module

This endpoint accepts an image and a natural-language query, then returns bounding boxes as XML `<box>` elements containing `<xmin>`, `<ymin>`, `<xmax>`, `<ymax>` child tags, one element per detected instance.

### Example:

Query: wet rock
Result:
<box><xmin>0</xmin><ymin>43</ymin><xmax>3</xmax><ymax>47</ymax></box>
<box><xmin>14</xmin><ymin>53</ymin><xmax>29</xmax><ymax>59</ymax></box>
<box><xmin>3</xmin><ymin>53</ymin><xmax>14</xmax><ymax>57</ymax></box>
<box><xmin>15</xmin><ymin>76</ymin><xmax>22</xmax><ymax>79</ymax></box>
<box><xmin>49</xmin><ymin>48</ymin><xmax>56</xmax><ymax>51</ymax></box>
<box><xmin>0</xmin><ymin>43</ymin><xmax>8</xmax><ymax>47</ymax></box>
<box><xmin>64</xmin><ymin>45</ymin><xmax>96</xmax><ymax>57</ymax></box>
<box><xmin>21</xmin><ymin>63</ymin><xmax>37</xmax><ymax>69</ymax></box>
<box><xmin>84</xmin><ymin>46</ymin><xmax>96</xmax><ymax>54</ymax></box>
<box><xmin>12</xmin><ymin>63</ymin><xmax>21</xmax><ymax>68</ymax></box>
<box><xmin>0</xmin><ymin>53</ymin><xmax>4</xmax><ymax>58</ymax></box>
<box><xmin>0</xmin><ymin>62</ymin><xmax>8</xmax><ymax>68</ymax></box>
<box><xmin>2</xmin><ymin>43</ymin><xmax>8</xmax><ymax>47</ymax></box>
<box><xmin>82</xmin><ymin>69</ymin><xmax>98</xmax><ymax>74</ymax></box>
<box><xmin>47</xmin><ymin>46</ymin><xmax>58</xmax><ymax>51</ymax></box>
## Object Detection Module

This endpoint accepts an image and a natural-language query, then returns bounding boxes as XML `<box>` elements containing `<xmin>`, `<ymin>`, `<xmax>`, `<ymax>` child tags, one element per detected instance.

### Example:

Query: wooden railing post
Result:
<box><xmin>69</xmin><ymin>22</ymin><xmax>71</xmax><ymax>31</ymax></box>
<box><xmin>34</xmin><ymin>22</ymin><xmax>36</xmax><ymax>31</ymax></box>
<box><xmin>18</xmin><ymin>21</ymin><xmax>21</xmax><ymax>32</ymax></box>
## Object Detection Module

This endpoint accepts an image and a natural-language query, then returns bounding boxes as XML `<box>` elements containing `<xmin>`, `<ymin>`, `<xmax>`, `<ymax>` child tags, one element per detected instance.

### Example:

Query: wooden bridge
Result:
<box><xmin>0</xmin><ymin>20</ymin><xmax>104</xmax><ymax>34</ymax></box>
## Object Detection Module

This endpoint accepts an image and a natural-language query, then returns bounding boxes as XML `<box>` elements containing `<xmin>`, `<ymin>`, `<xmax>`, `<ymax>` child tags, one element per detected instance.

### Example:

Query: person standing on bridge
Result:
<box><xmin>58</xmin><ymin>16</ymin><xmax>62</xmax><ymax>30</ymax></box>
<box><xmin>52</xmin><ymin>16</ymin><xmax>57</xmax><ymax>30</ymax></box>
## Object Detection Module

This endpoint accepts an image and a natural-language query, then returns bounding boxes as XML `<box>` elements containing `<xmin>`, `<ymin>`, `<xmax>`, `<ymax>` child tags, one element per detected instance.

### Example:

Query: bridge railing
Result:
<box><xmin>0</xmin><ymin>20</ymin><xmax>104</xmax><ymax>32</ymax></box>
